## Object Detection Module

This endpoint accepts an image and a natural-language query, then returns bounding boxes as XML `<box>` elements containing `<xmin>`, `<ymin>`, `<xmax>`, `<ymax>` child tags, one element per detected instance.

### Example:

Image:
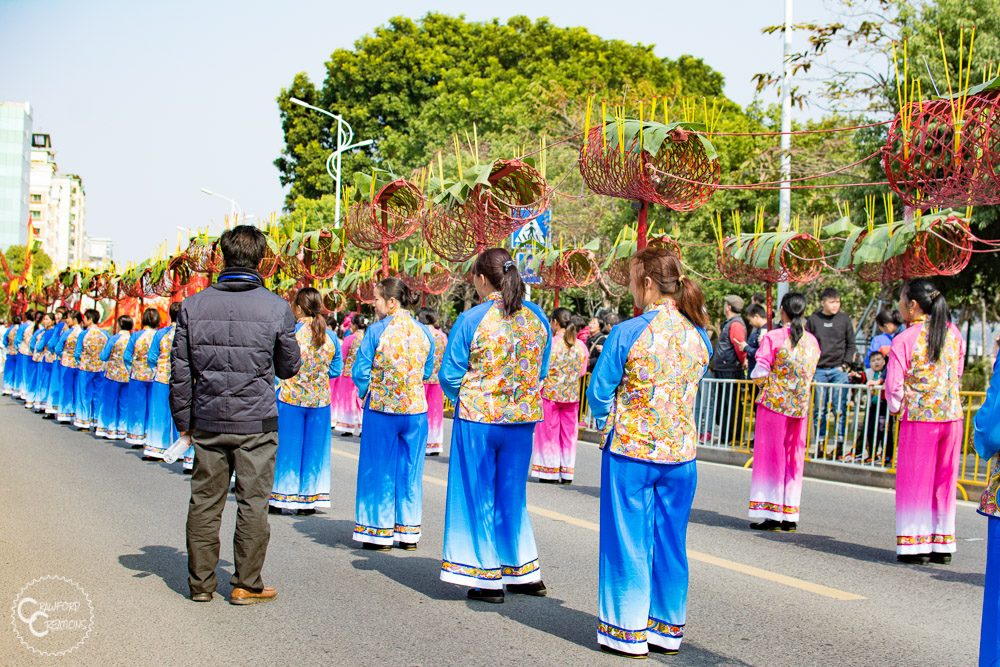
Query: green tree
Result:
<box><xmin>3</xmin><ymin>245</ymin><xmax>52</xmax><ymax>281</ymax></box>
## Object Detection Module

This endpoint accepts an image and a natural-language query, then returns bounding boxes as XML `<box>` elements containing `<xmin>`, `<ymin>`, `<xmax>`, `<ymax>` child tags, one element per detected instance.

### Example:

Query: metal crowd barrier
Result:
<box><xmin>444</xmin><ymin>375</ymin><xmax>990</xmax><ymax>495</ymax></box>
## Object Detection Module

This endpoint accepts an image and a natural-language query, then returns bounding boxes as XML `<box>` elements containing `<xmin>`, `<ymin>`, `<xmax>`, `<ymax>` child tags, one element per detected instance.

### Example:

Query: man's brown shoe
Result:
<box><xmin>190</xmin><ymin>592</ymin><xmax>213</xmax><ymax>602</ymax></box>
<box><xmin>229</xmin><ymin>586</ymin><xmax>278</xmax><ymax>606</ymax></box>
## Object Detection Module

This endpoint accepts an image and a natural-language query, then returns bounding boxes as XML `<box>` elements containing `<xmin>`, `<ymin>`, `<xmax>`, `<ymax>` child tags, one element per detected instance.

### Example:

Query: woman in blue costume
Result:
<box><xmin>73</xmin><ymin>309</ymin><xmax>109</xmax><ymax>431</ymax></box>
<box><xmin>14</xmin><ymin>310</ymin><xmax>37</xmax><ymax>400</ymax></box>
<box><xmin>438</xmin><ymin>248</ymin><xmax>552</xmax><ymax>602</ymax></box>
<box><xmin>269</xmin><ymin>287</ymin><xmax>343</xmax><ymax>515</ymax></box>
<box><xmin>975</xmin><ymin>342</ymin><xmax>1000</xmax><ymax>667</ymax></box>
<box><xmin>44</xmin><ymin>311</ymin><xmax>71</xmax><ymax>416</ymax></box>
<box><xmin>2</xmin><ymin>313</ymin><xmax>22</xmax><ymax>395</ymax></box>
<box><xmin>587</xmin><ymin>248</ymin><xmax>712</xmax><ymax>658</ymax></box>
<box><xmin>58</xmin><ymin>312</ymin><xmax>84</xmax><ymax>423</ymax></box>
<box><xmin>145</xmin><ymin>303</ymin><xmax>183</xmax><ymax>464</ymax></box>
<box><xmin>27</xmin><ymin>312</ymin><xmax>57</xmax><ymax>411</ymax></box>
<box><xmin>125</xmin><ymin>308</ymin><xmax>160</xmax><ymax>453</ymax></box>
<box><xmin>351</xmin><ymin>277</ymin><xmax>434</xmax><ymax>551</ymax></box>
<box><xmin>96</xmin><ymin>316</ymin><xmax>133</xmax><ymax>440</ymax></box>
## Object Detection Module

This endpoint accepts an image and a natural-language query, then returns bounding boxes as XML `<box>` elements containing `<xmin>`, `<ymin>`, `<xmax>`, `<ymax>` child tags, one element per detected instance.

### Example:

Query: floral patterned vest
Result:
<box><xmin>17</xmin><ymin>323</ymin><xmax>34</xmax><ymax>355</ymax></box>
<box><xmin>902</xmin><ymin>321</ymin><xmax>963</xmax><ymax>422</ymax></box>
<box><xmin>61</xmin><ymin>327</ymin><xmax>82</xmax><ymax>369</ymax></box>
<box><xmin>130</xmin><ymin>329</ymin><xmax>157</xmax><ymax>382</ymax></box>
<box><xmin>341</xmin><ymin>333</ymin><xmax>360</xmax><ymax>377</ymax></box>
<box><xmin>424</xmin><ymin>328</ymin><xmax>448</xmax><ymax>385</ymax></box>
<box><xmin>153</xmin><ymin>328</ymin><xmax>175</xmax><ymax>384</ymax></box>
<box><xmin>78</xmin><ymin>328</ymin><xmax>107</xmax><ymax>373</ymax></box>
<box><xmin>758</xmin><ymin>330</ymin><xmax>821</xmax><ymax>418</ymax></box>
<box><xmin>368</xmin><ymin>310</ymin><xmax>430</xmax><ymax>414</ymax></box>
<box><xmin>605</xmin><ymin>301</ymin><xmax>709</xmax><ymax>464</ymax></box>
<box><xmin>458</xmin><ymin>294</ymin><xmax>547</xmax><ymax>424</ymax></box>
<box><xmin>542</xmin><ymin>332</ymin><xmax>588</xmax><ymax>403</ymax></box>
<box><xmin>104</xmin><ymin>334</ymin><xmax>131</xmax><ymax>383</ymax></box>
<box><xmin>279</xmin><ymin>319</ymin><xmax>340</xmax><ymax>408</ymax></box>
<box><xmin>980</xmin><ymin>454</ymin><xmax>1000</xmax><ymax>519</ymax></box>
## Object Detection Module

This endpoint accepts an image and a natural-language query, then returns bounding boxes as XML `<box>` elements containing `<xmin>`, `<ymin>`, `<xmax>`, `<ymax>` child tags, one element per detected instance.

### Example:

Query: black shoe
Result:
<box><xmin>426</xmin><ymin>452</ymin><xmax>440</xmax><ymax>457</ymax></box>
<box><xmin>183</xmin><ymin>468</ymin><xmax>193</xmax><ymax>475</ymax></box>
<box><xmin>361</xmin><ymin>542</ymin><xmax>392</xmax><ymax>552</ymax></box>
<box><xmin>929</xmin><ymin>553</ymin><xmax>952</xmax><ymax>565</ymax></box>
<box><xmin>395</xmin><ymin>542</ymin><xmax>417</xmax><ymax>551</ymax></box>
<box><xmin>141</xmin><ymin>455</ymin><xmax>158</xmax><ymax>461</ymax></box>
<box><xmin>750</xmin><ymin>519</ymin><xmax>782</xmax><ymax>531</ymax></box>
<box><xmin>560</xmin><ymin>479</ymin><xmax>573</xmax><ymax>485</ymax></box>
<box><xmin>505</xmin><ymin>581</ymin><xmax>547</xmax><ymax>597</ymax></box>
<box><xmin>296</xmin><ymin>509</ymin><xmax>316</xmax><ymax>516</ymax></box>
<box><xmin>781</xmin><ymin>521</ymin><xmax>797</xmax><ymax>533</ymax></box>
<box><xmin>897</xmin><ymin>554</ymin><xmax>930</xmax><ymax>565</ymax></box>
<box><xmin>648</xmin><ymin>644</ymin><xmax>679</xmax><ymax>655</ymax></box>
<box><xmin>268</xmin><ymin>506</ymin><xmax>282</xmax><ymax>515</ymax></box>
<box><xmin>339</xmin><ymin>432</ymin><xmax>353</xmax><ymax>437</ymax></box>
<box><xmin>599</xmin><ymin>645</ymin><xmax>648</xmax><ymax>659</ymax></box>
<box><xmin>536</xmin><ymin>478</ymin><xmax>560</xmax><ymax>484</ymax></box>
<box><xmin>190</xmin><ymin>592</ymin><xmax>213</xmax><ymax>602</ymax></box>
<box><xmin>130</xmin><ymin>444</ymin><xmax>143</xmax><ymax>450</ymax></box>
<box><xmin>467</xmin><ymin>588</ymin><xmax>504</xmax><ymax>604</ymax></box>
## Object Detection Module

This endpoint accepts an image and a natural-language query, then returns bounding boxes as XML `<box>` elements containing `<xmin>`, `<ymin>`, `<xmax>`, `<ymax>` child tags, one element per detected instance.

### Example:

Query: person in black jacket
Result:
<box><xmin>805</xmin><ymin>288</ymin><xmax>856</xmax><ymax>456</ymax></box>
<box><xmin>171</xmin><ymin>225</ymin><xmax>301</xmax><ymax>606</ymax></box>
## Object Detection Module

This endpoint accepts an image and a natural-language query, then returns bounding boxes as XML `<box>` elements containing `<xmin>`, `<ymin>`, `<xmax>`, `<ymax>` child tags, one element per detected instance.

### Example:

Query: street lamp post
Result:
<box><xmin>289</xmin><ymin>98</ymin><xmax>374</xmax><ymax>228</ymax></box>
<box><xmin>200</xmin><ymin>188</ymin><xmax>242</xmax><ymax>222</ymax></box>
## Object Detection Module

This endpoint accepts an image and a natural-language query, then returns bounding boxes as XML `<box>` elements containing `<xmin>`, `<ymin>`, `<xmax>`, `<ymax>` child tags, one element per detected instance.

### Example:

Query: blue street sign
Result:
<box><xmin>511</xmin><ymin>209</ymin><xmax>551</xmax><ymax>285</ymax></box>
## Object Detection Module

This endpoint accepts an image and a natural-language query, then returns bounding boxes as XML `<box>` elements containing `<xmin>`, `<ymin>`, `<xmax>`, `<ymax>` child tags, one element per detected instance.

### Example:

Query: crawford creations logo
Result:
<box><xmin>11</xmin><ymin>576</ymin><xmax>94</xmax><ymax>656</ymax></box>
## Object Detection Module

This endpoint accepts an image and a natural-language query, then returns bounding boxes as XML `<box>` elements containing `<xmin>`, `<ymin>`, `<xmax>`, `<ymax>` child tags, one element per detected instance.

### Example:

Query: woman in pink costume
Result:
<box><xmin>530</xmin><ymin>307</ymin><xmax>589</xmax><ymax>484</ymax></box>
<box><xmin>331</xmin><ymin>315</ymin><xmax>368</xmax><ymax>436</ymax></box>
<box><xmin>885</xmin><ymin>279</ymin><xmax>964</xmax><ymax>565</ymax></box>
<box><xmin>418</xmin><ymin>308</ymin><xmax>448</xmax><ymax>456</ymax></box>
<box><xmin>748</xmin><ymin>292</ymin><xmax>820</xmax><ymax>532</ymax></box>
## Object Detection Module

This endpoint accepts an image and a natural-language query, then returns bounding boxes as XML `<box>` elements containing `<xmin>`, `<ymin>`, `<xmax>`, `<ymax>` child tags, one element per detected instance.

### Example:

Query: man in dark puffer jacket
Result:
<box><xmin>170</xmin><ymin>225</ymin><xmax>301</xmax><ymax>605</ymax></box>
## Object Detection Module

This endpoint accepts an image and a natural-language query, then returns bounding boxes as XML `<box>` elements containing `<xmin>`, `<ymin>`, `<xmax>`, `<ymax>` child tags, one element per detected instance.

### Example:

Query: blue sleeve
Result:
<box><xmin>974</xmin><ymin>357</ymin><xmax>1000</xmax><ymax>460</ymax></box>
<box><xmin>99</xmin><ymin>333</ymin><xmax>120</xmax><ymax>362</ymax></box>
<box><xmin>14</xmin><ymin>324</ymin><xmax>25</xmax><ymax>346</ymax></box>
<box><xmin>30</xmin><ymin>330</ymin><xmax>42</xmax><ymax>352</ymax></box>
<box><xmin>45</xmin><ymin>323</ymin><xmax>64</xmax><ymax>350</ymax></box>
<box><xmin>586</xmin><ymin>316</ymin><xmax>651</xmax><ymax>430</ymax></box>
<box><xmin>74</xmin><ymin>329</ymin><xmax>86</xmax><ymax>361</ymax></box>
<box><xmin>147</xmin><ymin>327</ymin><xmax>168</xmax><ymax>369</ymax></box>
<box><xmin>123</xmin><ymin>332</ymin><xmax>140</xmax><ymax>370</ymax></box>
<box><xmin>54</xmin><ymin>329</ymin><xmax>70</xmax><ymax>355</ymax></box>
<box><xmin>352</xmin><ymin>319</ymin><xmax>387</xmax><ymax>399</ymax></box>
<box><xmin>525</xmin><ymin>301</ymin><xmax>553</xmax><ymax>380</ymax></box>
<box><xmin>419</xmin><ymin>323</ymin><xmax>435</xmax><ymax>382</ymax></box>
<box><xmin>439</xmin><ymin>305</ymin><xmax>488</xmax><ymax>404</ymax></box>
<box><xmin>327</xmin><ymin>330</ymin><xmax>343</xmax><ymax>378</ymax></box>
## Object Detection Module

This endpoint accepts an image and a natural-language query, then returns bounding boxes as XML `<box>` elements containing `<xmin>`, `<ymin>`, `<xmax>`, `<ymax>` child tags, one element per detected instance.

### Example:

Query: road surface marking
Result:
<box><xmin>331</xmin><ymin>446</ymin><xmax>866</xmax><ymax>602</ymax></box>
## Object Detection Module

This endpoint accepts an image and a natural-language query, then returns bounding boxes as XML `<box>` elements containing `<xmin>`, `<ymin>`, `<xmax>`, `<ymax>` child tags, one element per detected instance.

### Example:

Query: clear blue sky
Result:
<box><xmin>0</xmin><ymin>0</ymin><xmax>839</xmax><ymax>263</ymax></box>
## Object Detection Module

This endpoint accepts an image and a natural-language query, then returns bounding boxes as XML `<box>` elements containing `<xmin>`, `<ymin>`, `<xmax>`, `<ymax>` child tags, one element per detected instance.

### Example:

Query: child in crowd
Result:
<box><xmin>740</xmin><ymin>304</ymin><xmax>768</xmax><ymax>376</ymax></box>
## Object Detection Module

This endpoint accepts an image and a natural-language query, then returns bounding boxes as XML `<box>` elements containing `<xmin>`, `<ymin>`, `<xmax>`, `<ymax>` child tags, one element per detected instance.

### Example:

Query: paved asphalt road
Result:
<box><xmin>0</xmin><ymin>397</ymin><xmax>987</xmax><ymax>666</ymax></box>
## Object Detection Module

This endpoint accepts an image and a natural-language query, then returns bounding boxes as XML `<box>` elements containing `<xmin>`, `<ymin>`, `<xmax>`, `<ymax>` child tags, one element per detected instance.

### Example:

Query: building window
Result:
<box><xmin>30</xmin><ymin>193</ymin><xmax>42</xmax><ymax>202</ymax></box>
<box><xmin>30</xmin><ymin>209</ymin><xmax>41</xmax><ymax>219</ymax></box>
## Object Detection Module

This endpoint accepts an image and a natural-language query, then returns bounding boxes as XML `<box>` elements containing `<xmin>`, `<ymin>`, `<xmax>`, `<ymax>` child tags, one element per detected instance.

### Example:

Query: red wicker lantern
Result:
<box><xmin>322</xmin><ymin>289</ymin><xmax>347</xmax><ymax>313</ymax></box>
<box><xmin>606</xmin><ymin>235</ymin><xmax>682</xmax><ymax>287</ymax></box>
<box><xmin>401</xmin><ymin>262</ymin><xmax>453</xmax><ymax>296</ymax></box>
<box><xmin>853</xmin><ymin>214</ymin><xmax>972</xmax><ymax>283</ymax></box>
<box><xmin>883</xmin><ymin>90</ymin><xmax>1000</xmax><ymax>207</ymax></box>
<box><xmin>184</xmin><ymin>238</ymin><xmax>223</xmax><ymax>274</ymax></box>
<box><xmin>717</xmin><ymin>233</ymin><xmax>824</xmax><ymax>285</ymax></box>
<box><xmin>345</xmin><ymin>179</ymin><xmax>425</xmax><ymax>251</ymax></box>
<box><xmin>539</xmin><ymin>249</ymin><xmax>601</xmax><ymax>290</ymax></box>
<box><xmin>293</xmin><ymin>230</ymin><xmax>345</xmax><ymax>281</ymax></box>
<box><xmin>579</xmin><ymin>125</ymin><xmax>720</xmax><ymax>211</ymax></box>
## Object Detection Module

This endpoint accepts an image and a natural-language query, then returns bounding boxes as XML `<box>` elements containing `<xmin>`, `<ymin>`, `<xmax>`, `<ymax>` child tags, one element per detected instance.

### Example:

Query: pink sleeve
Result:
<box><xmin>884</xmin><ymin>334</ymin><xmax>909</xmax><ymax>415</ymax></box>
<box><xmin>577</xmin><ymin>341</ymin><xmax>588</xmax><ymax>377</ymax></box>
<box><xmin>953</xmin><ymin>324</ymin><xmax>966</xmax><ymax>377</ymax></box>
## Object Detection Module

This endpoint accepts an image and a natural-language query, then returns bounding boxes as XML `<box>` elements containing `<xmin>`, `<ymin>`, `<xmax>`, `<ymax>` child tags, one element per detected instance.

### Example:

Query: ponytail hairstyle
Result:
<box><xmin>781</xmin><ymin>292</ymin><xmax>807</xmax><ymax>348</ymax></box>
<box><xmin>118</xmin><ymin>315</ymin><xmax>134</xmax><ymax>332</ymax></box>
<box><xmin>901</xmin><ymin>279</ymin><xmax>949</xmax><ymax>362</ymax></box>
<box><xmin>377</xmin><ymin>277</ymin><xmax>419</xmax><ymax>312</ymax></box>
<box><xmin>294</xmin><ymin>287</ymin><xmax>327</xmax><ymax>349</ymax></box>
<box><xmin>629</xmin><ymin>247</ymin><xmax>709</xmax><ymax>329</ymax></box>
<box><xmin>141</xmin><ymin>307</ymin><xmax>161</xmax><ymax>329</ymax></box>
<box><xmin>551</xmin><ymin>307</ymin><xmax>577</xmax><ymax>350</ymax></box>
<box><xmin>875</xmin><ymin>307</ymin><xmax>904</xmax><ymax>331</ymax></box>
<box><xmin>168</xmin><ymin>302</ymin><xmax>182</xmax><ymax>325</ymax></box>
<box><xmin>473</xmin><ymin>248</ymin><xmax>524</xmax><ymax>317</ymax></box>
<box><xmin>417</xmin><ymin>308</ymin><xmax>439</xmax><ymax>328</ymax></box>
<box><xmin>352</xmin><ymin>314</ymin><xmax>369</xmax><ymax>331</ymax></box>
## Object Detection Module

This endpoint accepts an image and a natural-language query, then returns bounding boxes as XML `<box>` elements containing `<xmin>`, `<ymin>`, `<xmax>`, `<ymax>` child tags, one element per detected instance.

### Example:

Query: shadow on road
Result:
<box><xmin>118</xmin><ymin>545</ymin><xmax>233</xmax><ymax>597</ymax></box>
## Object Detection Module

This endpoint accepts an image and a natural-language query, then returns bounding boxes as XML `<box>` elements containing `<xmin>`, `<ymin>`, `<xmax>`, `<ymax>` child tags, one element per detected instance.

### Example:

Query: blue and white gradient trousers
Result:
<box><xmin>353</xmin><ymin>408</ymin><xmax>428</xmax><ymax>545</ymax></box>
<box><xmin>271</xmin><ymin>401</ymin><xmax>332</xmax><ymax>510</ymax></box>
<box><xmin>598</xmin><ymin>451</ymin><xmax>697</xmax><ymax>655</ymax></box>
<box><xmin>440</xmin><ymin>419</ymin><xmax>540</xmax><ymax>589</ymax></box>
<box><xmin>982</xmin><ymin>516</ymin><xmax>999</xmax><ymax>667</ymax></box>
